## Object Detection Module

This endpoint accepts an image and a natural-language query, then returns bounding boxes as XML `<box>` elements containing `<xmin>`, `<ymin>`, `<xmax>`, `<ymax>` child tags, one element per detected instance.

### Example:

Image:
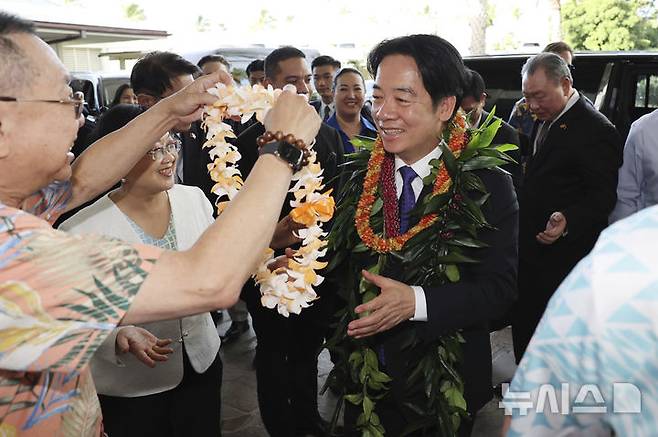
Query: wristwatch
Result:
<box><xmin>258</xmin><ymin>140</ymin><xmax>304</xmax><ymax>172</ymax></box>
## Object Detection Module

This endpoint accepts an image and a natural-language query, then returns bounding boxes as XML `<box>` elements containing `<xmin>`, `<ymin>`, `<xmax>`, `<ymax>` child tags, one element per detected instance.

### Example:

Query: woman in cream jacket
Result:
<box><xmin>60</xmin><ymin>105</ymin><xmax>222</xmax><ymax>437</ymax></box>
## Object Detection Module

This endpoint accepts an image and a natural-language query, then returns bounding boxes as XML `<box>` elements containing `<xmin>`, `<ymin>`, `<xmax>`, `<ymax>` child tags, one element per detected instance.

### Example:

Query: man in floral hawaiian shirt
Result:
<box><xmin>0</xmin><ymin>12</ymin><xmax>321</xmax><ymax>436</ymax></box>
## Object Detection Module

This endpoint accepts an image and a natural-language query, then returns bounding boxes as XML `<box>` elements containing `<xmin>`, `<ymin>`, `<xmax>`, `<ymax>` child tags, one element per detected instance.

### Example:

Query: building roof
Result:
<box><xmin>34</xmin><ymin>20</ymin><xmax>169</xmax><ymax>45</ymax></box>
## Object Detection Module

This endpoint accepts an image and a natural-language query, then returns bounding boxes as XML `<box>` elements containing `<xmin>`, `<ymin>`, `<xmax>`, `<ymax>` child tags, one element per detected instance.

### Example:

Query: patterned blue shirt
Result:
<box><xmin>505</xmin><ymin>205</ymin><xmax>658</xmax><ymax>436</ymax></box>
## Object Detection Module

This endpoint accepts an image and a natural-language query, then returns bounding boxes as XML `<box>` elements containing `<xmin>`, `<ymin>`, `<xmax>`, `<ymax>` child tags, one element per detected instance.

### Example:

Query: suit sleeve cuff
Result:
<box><xmin>409</xmin><ymin>286</ymin><xmax>428</xmax><ymax>322</ymax></box>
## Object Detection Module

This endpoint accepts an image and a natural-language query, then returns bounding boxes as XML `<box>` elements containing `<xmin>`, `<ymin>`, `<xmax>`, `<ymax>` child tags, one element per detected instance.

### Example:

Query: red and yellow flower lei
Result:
<box><xmin>355</xmin><ymin>112</ymin><xmax>468</xmax><ymax>253</ymax></box>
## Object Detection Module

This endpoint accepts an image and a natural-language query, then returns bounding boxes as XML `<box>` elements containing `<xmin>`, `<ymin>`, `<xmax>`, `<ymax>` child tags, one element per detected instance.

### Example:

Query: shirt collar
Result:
<box><xmin>550</xmin><ymin>89</ymin><xmax>579</xmax><ymax>126</ymax></box>
<box><xmin>394</xmin><ymin>143</ymin><xmax>443</xmax><ymax>180</ymax></box>
<box><xmin>321</xmin><ymin>101</ymin><xmax>334</xmax><ymax>112</ymax></box>
<box><xmin>361</xmin><ymin>115</ymin><xmax>377</xmax><ymax>134</ymax></box>
<box><xmin>472</xmin><ymin>110</ymin><xmax>483</xmax><ymax>129</ymax></box>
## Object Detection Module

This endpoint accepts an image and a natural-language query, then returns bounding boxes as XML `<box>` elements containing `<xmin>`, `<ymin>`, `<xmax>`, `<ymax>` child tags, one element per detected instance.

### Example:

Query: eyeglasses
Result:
<box><xmin>0</xmin><ymin>91</ymin><xmax>85</xmax><ymax>118</ymax></box>
<box><xmin>148</xmin><ymin>135</ymin><xmax>182</xmax><ymax>161</ymax></box>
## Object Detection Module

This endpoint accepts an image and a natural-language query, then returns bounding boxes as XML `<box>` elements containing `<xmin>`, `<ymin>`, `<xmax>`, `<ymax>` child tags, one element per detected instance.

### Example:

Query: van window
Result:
<box><xmin>634</xmin><ymin>74</ymin><xmax>658</xmax><ymax>108</ymax></box>
<box><xmin>70</xmin><ymin>79</ymin><xmax>97</xmax><ymax>115</ymax></box>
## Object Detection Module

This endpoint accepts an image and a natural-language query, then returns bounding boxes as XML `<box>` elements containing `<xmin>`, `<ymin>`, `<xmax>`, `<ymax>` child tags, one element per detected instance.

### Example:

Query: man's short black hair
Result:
<box><xmin>543</xmin><ymin>41</ymin><xmax>574</xmax><ymax>58</ymax></box>
<box><xmin>311</xmin><ymin>55</ymin><xmax>341</xmax><ymax>71</ymax></box>
<box><xmin>131</xmin><ymin>51</ymin><xmax>200</xmax><ymax>97</ymax></box>
<box><xmin>197</xmin><ymin>54</ymin><xmax>230</xmax><ymax>70</ymax></box>
<box><xmin>0</xmin><ymin>12</ymin><xmax>37</xmax><ymax>95</ymax></box>
<box><xmin>264</xmin><ymin>46</ymin><xmax>306</xmax><ymax>79</ymax></box>
<box><xmin>246</xmin><ymin>59</ymin><xmax>264</xmax><ymax>76</ymax></box>
<box><xmin>367</xmin><ymin>34</ymin><xmax>466</xmax><ymax>110</ymax></box>
<box><xmin>463</xmin><ymin>68</ymin><xmax>486</xmax><ymax>101</ymax></box>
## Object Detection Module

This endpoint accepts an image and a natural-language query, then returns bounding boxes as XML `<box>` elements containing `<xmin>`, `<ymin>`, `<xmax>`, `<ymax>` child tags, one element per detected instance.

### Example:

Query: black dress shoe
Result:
<box><xmin>220</xmin><ymin>320</ymin><xmax>249</xmax><ymax>344</ymax></box>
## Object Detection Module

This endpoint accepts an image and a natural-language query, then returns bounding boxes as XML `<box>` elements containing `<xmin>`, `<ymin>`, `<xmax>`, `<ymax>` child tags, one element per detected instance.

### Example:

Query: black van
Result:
<box><xmin>464</xmin><ymin>51</ymin><xmax>658</xmax><ymax>141</ymax></box>
<box><xmin>70</xmin><ymin>71</ymin><xmax>131</xmax><ymax>117</ymax></box>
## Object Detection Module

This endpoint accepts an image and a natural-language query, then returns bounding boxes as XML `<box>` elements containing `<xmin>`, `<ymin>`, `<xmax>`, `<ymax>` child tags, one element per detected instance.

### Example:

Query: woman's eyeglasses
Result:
<box><xmin>148</xmin><ymin>136</ymin><xmax>182</xmax><ymax>161</ymax></box>
<box><xmin>0</xmin><ymin>91</ymin><xmax>85</xmax><ymax>118</ymax></box>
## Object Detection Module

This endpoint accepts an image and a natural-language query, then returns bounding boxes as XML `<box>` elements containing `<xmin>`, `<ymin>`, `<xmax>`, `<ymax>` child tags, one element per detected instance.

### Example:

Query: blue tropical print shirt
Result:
<box><xmin>505</xmin><ymin>205</ymin><xmax>658</xmax><ymax>436</ymax></box>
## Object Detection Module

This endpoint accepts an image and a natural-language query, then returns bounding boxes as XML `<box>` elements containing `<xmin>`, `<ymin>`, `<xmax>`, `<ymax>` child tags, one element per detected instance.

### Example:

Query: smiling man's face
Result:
<box><xmin>371</xmin><ymin>54</ymin><xmax>454</xmax><ymax>164</ymax></box>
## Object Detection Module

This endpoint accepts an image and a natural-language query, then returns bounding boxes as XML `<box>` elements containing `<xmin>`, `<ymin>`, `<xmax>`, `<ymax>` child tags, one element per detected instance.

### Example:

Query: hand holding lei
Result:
<box><xmin>202</xmin><ymin>83</ymin><xmax>334</xmax><ymax>316</ymax></box>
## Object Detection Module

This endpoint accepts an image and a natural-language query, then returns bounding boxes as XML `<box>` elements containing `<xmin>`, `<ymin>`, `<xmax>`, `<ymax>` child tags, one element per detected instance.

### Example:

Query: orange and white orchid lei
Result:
<box><xmin>202</xmin><ymin>83</ymin><xmax>334</xmax><ymax>317</ymax></box>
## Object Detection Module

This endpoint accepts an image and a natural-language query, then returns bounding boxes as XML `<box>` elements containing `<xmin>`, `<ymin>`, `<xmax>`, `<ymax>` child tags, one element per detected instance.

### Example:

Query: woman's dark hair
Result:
<box><xmin>367</xmin><ymin>34</ymin><xmax>466</xmax><ymax>110</ymax></box>
<box><xmin>110</xmin><ymin>84</ymin><xmax>132</xmax><ymax>107</ymax></box>
<box><xmin>333</xmin><ymin>67</ymin><xmax>365</xmax><ymax>89</ymax></box>
<box><xmin>87</xmin><ymin>104</ymin><xmax>144</xmax><ymax>144</ymax></box>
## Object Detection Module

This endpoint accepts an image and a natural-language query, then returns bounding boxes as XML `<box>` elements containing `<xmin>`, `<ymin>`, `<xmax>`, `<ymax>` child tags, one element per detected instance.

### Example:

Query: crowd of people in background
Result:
<box><xmin>3</xmin><ymin>7</ymin><xmax>658</xmax><ymax>437</ymax></box>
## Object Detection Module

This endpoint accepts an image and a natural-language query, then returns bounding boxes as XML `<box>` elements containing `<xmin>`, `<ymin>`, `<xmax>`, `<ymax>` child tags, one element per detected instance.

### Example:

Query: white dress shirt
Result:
<box><xmin>609</xmin><ymin>108</ymin><xmax>658</xmax><ymax>222</ymax></box>
<box><xmin>394</xmin><ymin>146</ymin><xmax>443</xmax><ymax>322</ymax></box>
<box><xmin>320</xmin><ymin>101</ymin><xmax>334</xmax><ymax>120</ymax></box>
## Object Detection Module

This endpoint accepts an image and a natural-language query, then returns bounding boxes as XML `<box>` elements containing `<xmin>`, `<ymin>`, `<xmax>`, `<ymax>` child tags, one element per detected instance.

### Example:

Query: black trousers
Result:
<box><xmin>244</xmin><ymin>283</ymin><xmax>332</xmax><ymax>437</ymax></box>
<box><xmin>98</xmin><ymin>350</ymin><xmax>222</xmax><ymax>437</ymax></box>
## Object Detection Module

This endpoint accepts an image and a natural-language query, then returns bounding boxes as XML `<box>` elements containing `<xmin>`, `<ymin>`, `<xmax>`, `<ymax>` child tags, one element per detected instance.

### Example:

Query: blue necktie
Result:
<box><xmin>398</xmin><ymin>166</ymin><xmax>418</xmax><ymax>233</ymax></box>
<box><xmin>376</xmin><ymin>166</ymin><xmax>418</xmax><ymax>367</ymax></box>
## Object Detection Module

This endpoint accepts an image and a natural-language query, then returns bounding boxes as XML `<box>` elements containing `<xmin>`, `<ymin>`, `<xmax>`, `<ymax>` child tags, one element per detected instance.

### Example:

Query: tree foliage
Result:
<box><xmin>123</xmin><ymin>3</ymin><xmax>146</xmax><ymax>21</ymax></box>
<box><xmin>562</xmin><ymin>0</ymin><xmax>658</xmax><ymax>50</ymax></box>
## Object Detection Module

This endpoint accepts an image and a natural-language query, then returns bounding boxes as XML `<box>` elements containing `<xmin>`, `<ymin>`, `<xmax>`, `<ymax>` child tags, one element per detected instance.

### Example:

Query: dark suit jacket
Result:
<box><xmin>180</xmin><ymin>122</ymin><xmax>217</xmax><ymax>211</ymax></box>
<box><xmin>310</xmin><ymin>99</ymin><xmax>322</xmax><ymax>114</ymax></box>
<box><xmin>235</xmin><ymin>121</ymin><xmax>345</xmax><ymax>301</ymax></box>
<box><xmin>380</xmin><ymin>169</ymin><xmax>519</xmax><ymax>417</ymax></box>
<box><xmin>520</xmin><ymin>95</ymin><xmax>622</xmax><ymax>276</ymax></box>
<box><xmin>481</xmin><ymin>110</ymin><xmax>522</xmax><ymax>194</ymax></box>
<box><xmin>514</xmin><ymin>95</ymin><xmax>622</xmax><ymax>354</ymax></box>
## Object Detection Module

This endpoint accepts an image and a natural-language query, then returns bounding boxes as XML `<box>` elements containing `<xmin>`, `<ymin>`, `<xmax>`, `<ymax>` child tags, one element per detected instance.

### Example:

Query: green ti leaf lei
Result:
<box><xmin>323</xmin><ymin>109</ymin><xmax>516</xmax><ymax>436</ymax></box>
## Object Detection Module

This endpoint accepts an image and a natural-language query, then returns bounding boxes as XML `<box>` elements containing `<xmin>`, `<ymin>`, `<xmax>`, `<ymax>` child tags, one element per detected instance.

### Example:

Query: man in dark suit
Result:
<box><xmin>461</xmin><ymin>68</ymin><xmax>523</xmax><ymax>334</ymax></box>
<box><xmin>344</xmin><ymin>34</ymin><xmax>518</xmax><ymax>437</ymax></box>
<box><xmin>511</xmin><ymin>53</ymin><xmax>622</xmax><ymax>361</ymax></box>
<box><xmin>461</xmin><ymin>68</ymin><xmax>522</xmax><ymax>193</ymax></box>
<box><xmin>310</xmin><ymin>55</ymin><xmax>341</xmax><ymax>121</ymax></box>
<box><xmin>235</xmin><ymin>46</ymin><xmax>344</xmax><ymax>437</ymax></box>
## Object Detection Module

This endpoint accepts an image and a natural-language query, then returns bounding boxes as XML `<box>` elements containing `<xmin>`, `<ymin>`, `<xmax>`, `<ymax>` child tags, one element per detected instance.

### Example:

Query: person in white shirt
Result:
<box><xmin>609</xmin><ymin>108</ymin><xmax>658</xmax><ymax>223</ymax></box>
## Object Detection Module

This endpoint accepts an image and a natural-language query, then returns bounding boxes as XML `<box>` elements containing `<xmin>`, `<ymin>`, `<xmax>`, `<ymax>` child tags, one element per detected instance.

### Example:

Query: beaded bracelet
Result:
<box><xmin>256</xmin><ymin>130</ymin><xmax>312</xmax><ymax>168</ymax></box>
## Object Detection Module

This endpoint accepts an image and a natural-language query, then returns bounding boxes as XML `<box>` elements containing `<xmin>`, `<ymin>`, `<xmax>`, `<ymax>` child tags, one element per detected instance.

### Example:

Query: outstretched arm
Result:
<box><xmin>122</xmin><ymin>90</ymin><xmax>322</xmax><ymax>324</ymax></box>
<box><xmin>67</xmin><ymin>71</ymin><xmax>233</xmax><ymax>212</ymax></box>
